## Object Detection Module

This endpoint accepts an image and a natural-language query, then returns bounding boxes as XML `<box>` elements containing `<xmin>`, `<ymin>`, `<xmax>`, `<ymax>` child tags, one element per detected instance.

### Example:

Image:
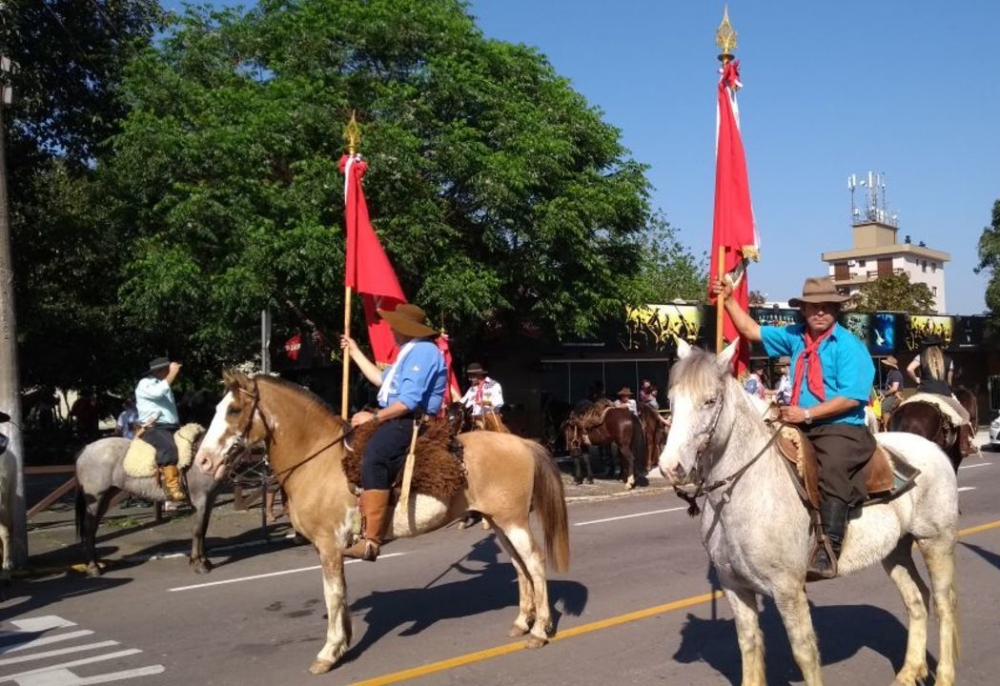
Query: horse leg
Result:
<box><xmin>495</xmin><ymin>517</ymin><xmax>552</xmax><ymax>648</ymax></box>
<box><xmin>309</xmin><ymin>537</ymin><xmax>353</xmax><ymax>674</ymax></box>
<box><xmin>722</xmin><ymin>586</ymin><xmax>765</xmax><ymax>686</ymax></box>
<box><xmin>492</xmin><ymin>524</ymin><xmax>536</xmax><ymax>637</ymax></box>
<box><xmin>881</xmin><ymin>537</ymin><xmax>930</xmax><ymax>686</ymax></box>
<box><xmin>618</xmin><ymin>442</ymin><xmax>635</xmax><ymax>489</ymax></box>
<box><xmin>82</xmin><ymin>490</ymin><xmax>115</xmax><ymax>577</ymax></box>
<box><xmin>189</xmin><ymin>485</ymin><xmax>218</xmax><ymax>574</ymax></box>
<box><xmin>771</xmin><ymin>584</ymin><xmax>822</xmax><ymax>686</ymax></box>
<box><xmin>916</xmin><ymin>535</ymin><xmax>959</xmax><ymax>686</ymax></box>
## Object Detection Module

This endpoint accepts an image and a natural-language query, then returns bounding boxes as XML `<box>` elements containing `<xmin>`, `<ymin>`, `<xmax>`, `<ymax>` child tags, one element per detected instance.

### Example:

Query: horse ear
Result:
<box><xmin>717</xmin><ymin>339</ymin><xmax>740</xmax><ymax>372</ymax></box>
<box><xmin>675</xmin><ymin>337</ymin><xmax>693</xmax><ymax>359</ymax></box>
<box><xmin>221</xmin><ymin>369</ymin><xmax>242</xmax><ymax>392</ymax></box>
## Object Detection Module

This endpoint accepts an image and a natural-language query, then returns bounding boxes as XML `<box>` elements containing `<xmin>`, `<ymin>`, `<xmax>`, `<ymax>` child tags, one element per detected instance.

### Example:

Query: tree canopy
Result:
<box><xmin>852</xmin><ymin>272</ymin><xmax>937</xmax><ymax>314</ymax></box>
<box><xmin>975</xmin><ymin>199</ymin><xmax>1000</xmax><ymax>323</ymax></box>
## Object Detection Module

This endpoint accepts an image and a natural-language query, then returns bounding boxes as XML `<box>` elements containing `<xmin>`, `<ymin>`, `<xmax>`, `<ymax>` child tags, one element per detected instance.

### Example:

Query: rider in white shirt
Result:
<box><xmin>459</xmin><ymin>362</ymin><xmax>504</xmax><ymax>416</ymax></box>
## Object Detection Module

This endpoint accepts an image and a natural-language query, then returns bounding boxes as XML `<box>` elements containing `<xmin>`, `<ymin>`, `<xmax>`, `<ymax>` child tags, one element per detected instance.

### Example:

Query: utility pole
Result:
<box><xmin>0</xmin><ymin>53</ymin><xmax>26</xmax><ymax>565</ymax></box>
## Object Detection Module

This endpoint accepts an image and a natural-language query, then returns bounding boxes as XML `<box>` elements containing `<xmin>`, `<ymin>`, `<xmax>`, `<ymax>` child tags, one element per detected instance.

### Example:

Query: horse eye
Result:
<box><xmin>703</xmin><ymin>398</ymin><xmax>717</xmax><ymax>408</ymax></box>
<box><xmin>227</xmin><ymin>406</ymin><xmax>241</xmax><ymax>416</ymax></box>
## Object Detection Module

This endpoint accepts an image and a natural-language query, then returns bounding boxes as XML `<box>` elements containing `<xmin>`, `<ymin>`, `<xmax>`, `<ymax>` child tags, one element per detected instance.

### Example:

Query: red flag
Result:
<box><xmin>340</xmin><ymin>154</ymin><xmax>406</xmax><ymax>365</ymax></box>
<box><xmin>435</xmin><ymin>333</ymin><xmax>463</xmax><ymax>414</ymax></box>
<box><xmin>710</xmin><ymin>59</ymin><xmax>759</xmax><ymax>377</ymax></box>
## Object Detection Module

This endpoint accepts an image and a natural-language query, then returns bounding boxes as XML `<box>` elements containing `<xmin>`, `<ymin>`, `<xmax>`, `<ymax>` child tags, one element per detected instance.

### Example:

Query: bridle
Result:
<box><xmin>673</xmin><ymin>389</ymin><xmax>784</xmax><ymax>505</ymax></box>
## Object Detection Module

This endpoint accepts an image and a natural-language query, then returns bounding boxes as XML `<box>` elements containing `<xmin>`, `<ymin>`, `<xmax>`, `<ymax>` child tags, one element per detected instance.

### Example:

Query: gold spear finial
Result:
<box><xmin>716</xmin><ymin>4</ymin><xmax>738</xmax><ymax>63</ymax></box>
<box><xmin>344</xmin><ymin>111</ymin><xmax>361</xmax><ymax>155</ymax></box>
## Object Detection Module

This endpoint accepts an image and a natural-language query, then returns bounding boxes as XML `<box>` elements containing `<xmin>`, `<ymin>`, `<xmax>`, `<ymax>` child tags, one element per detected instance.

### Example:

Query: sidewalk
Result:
<box><xmin>22</xmin><ymin>463</ymin><xmax>671</xmax><ymax>576</ymax></box>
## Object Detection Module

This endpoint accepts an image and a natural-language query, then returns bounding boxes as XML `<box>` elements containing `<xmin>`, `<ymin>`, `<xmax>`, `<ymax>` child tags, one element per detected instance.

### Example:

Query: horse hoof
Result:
<box><xmin>507</xmin><ymin>624</ymin><xmax>529</xmax><ymax>638</ymax></box>
<box><xmin>525</xmin><ymin>635</ymin><xmax>548</xmax><ymax>649</ymax></box>
<box><xmin>86</xmin><ymin>564</ymin><xmax>102</xmax><ymax>578</ymax></box>
<box><xmin>308</xmin><ymin>659</ymin><xmax>334</xmax><ymax>675</ymax></box>
<box><xmin>190</xmin><ymin>559</ymin><xmax>213</xmax><ymax>574</ymax></box>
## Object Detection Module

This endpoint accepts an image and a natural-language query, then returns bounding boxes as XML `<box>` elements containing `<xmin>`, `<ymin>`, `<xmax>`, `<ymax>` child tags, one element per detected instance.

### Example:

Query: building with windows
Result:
<box><xmin>821</xmin><ymin>220</ymin><xmax>949</xmax><ymax>312</ymax></box>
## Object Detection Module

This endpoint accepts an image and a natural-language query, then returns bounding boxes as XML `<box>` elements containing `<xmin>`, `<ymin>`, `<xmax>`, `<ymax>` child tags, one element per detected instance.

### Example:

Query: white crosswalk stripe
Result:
<box><xmin>0</xmin><ymin>616</ymin><xmax>163</xmax><ymax>685</ymax></box>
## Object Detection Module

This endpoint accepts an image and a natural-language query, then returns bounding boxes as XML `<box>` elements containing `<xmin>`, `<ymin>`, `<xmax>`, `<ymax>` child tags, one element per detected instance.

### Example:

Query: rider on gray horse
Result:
<box><xmin>135</xmin><ymin>357</ymin><xmax>186</xmax><ymax>501</ymax></box>
<box><xmin>713</xmin><ymin>275</ymin><xmax>876</xmax><ymax>580</ymax></box>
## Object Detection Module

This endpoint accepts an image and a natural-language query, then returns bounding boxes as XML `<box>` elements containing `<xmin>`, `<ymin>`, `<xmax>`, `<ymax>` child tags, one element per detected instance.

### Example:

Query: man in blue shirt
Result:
<box><xmin>340</xmin><ymin>303</ymin><xmax>446</xmax><ymax>561</ymax></box>
<box><xmin>713</xmin><ymin>276</ymin><xmax>876</xmax><ymax>580</ymax></box>
<box><xmin>135</xmin><ymin>357</ymin><xmax>186</xmax><ymax>501</ymax></box>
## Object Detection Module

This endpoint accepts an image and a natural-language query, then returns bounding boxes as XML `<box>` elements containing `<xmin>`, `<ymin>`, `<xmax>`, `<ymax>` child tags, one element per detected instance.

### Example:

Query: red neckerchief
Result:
<box><xmin>474</xmin><ymin>380</ymin><xmax>485</xmax><ymax>405</ymax></box>
<box><xmin>790</xmin><ymin>325</ymin><xmax>836</xmax><ymax>406</ymax></box>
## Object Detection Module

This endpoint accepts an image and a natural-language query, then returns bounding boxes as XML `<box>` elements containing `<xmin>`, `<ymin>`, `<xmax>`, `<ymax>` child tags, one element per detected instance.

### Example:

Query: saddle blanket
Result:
<box><xmin>343</xmin><ymin>419</ymin><xmax>466</xmax><ymax>502</ymax></box>
<box><xmin>123</xmin><ymin>423</ymin><xmax>204</xmax><ymax>478</ymax></box>
<box><xmin>898</xmin><ymin>393</ymin><xmax>965</xmax><ymax>426</ymax></box>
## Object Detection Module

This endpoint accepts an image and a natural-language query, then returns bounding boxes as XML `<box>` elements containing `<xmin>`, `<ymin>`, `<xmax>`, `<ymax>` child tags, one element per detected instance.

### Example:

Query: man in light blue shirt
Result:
<box><xmin>713</xmin><ymin>276</ymin><xmax>876</xmax><ymax>581</ymax></box>
<box><xmin>135</xmin><ymin>357</ymin><xmax>185</xmax><ymax>501</ymax></box>
<box><xmin>340</xmin><ymin>304</ymin><xmax>446</xmax><ymax>561</ymax></box>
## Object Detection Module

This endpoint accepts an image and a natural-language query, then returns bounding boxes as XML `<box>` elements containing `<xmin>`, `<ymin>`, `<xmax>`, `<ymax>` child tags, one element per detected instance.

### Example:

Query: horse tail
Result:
<box><xmin>630</xmin><ymin>415</ymin><xmax>647</xmax><ymax>476</ymax></box>
<box><xmin>528</xmin><ymin>440</ymin><xmax>570</xmax><ymax>573</ymax></box>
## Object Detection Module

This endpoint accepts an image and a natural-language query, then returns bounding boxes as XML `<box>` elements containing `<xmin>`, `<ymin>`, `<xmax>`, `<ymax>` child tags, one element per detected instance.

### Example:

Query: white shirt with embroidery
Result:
<box><xmin>460</xmin><ymin>377</ymin><xmax>505</xmax><ymax>416</ymax></box>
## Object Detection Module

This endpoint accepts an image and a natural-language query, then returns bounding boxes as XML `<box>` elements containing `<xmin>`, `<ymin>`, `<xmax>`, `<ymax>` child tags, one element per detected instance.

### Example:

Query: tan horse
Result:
<box><xmin>194</xmin><ymin>372</ymin><xmax>569</xmax><ymax>675</ymax></box>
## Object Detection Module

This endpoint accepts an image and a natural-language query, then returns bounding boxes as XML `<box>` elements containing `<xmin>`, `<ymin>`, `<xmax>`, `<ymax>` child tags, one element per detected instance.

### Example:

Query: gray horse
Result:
<box><xmin>659</xmin><ymin>340</ymin><xmax>959</xmax><ymax>686</ymax></box>
<box><xmin>75</xmin><ymin>435</ymin><xmax>224</xmax><ymax>576</ymax></box>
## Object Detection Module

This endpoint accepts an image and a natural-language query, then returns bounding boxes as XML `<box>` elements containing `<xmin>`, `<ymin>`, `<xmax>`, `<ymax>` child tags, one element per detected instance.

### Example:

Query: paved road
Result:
<box><xmin>4</xmin><ymin>450</ymin><xmax>1000</xmax><ymax>685</ymax></box>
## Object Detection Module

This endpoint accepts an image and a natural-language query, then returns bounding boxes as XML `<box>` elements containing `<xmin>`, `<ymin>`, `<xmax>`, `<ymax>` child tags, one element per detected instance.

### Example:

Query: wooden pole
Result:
<box><xmin>341</xmin><ymin>286</ymin><xmax>352</xmax><ymax>419</ymax></box>
<box><xmin>715</xmin><ymin>245</ymin><xmax>726</xmax><ymax>353</ymax></box>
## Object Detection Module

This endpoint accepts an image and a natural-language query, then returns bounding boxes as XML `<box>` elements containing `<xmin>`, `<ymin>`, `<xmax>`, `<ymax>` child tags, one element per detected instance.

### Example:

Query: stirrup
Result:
<box><xmin>343</xmin><ymin>538</ymin><xmax>380</xmax><ymax>561</ymax></box>
<box><xmin>806</xmin><ymin>539</ymin><xmax>838</xmax><ymax>581</ymax></box>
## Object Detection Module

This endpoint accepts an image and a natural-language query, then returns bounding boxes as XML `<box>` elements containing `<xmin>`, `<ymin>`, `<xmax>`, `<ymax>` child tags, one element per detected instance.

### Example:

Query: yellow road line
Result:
<box><xmin>353</xmin><ymin>517</ymin><xmax>1000</xmax><ymax>685</ymax></box>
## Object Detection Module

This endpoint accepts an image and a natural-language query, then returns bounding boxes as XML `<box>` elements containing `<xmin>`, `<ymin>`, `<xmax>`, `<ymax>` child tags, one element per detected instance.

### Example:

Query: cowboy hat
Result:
<box><xmin>777</xmin><ymin>356</ymin><xmax>791</xmax><ymax>367</ymax></box>
<box><xmin>617</xmin><ymin>386</ymin><xmax>633</xmax><ymax>397</ymax></box>
<box><xmin>466</xmin><ymin>362</ymin><xmax>487</xmax><ymax>376</ymax></box>
<box><xmin>880</xmin><ymin>356</ymin><xmax>899</xmax><ymax>369</ymax></box>
<box><xmin>788</xmin><ymin>277</ymin><xmax>852</xmax><ymax>308</ymax></box>
<box><xmin>148</xmin><ymin>357</ymin><xmax>171</xmax><ymax>373</ymax></box>
<box><xmin>921</xmin><ymin>334</ymin><xmax>944</xmax><ymax>347</ymax></box>
<box><xmin>377</xmin><ymin>303</ymin><xmax>437</xmax><ymax>338</ymax></box>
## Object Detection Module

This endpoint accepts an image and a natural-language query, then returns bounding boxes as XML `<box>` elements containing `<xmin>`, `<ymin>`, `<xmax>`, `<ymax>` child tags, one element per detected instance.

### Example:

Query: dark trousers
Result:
<box><xmin>141</xmin><ymin>425</ymin><xmax>179</xmax><ymax>466</ymax></box>
<box><xmin>362</xmin><ymin>418</ymin><xmax>417</xmax><ymax>490</ymax></box>
<box><xmin>804</xmin><ymin>423</ymin><xmax>876</xmax><ymax>507</ymax></box>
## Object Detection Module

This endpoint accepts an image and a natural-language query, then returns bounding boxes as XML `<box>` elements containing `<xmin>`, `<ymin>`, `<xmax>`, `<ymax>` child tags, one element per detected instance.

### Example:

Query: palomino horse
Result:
<box><xmin>194</xmin><ymin>372</ymin><xmax>569</xmax><ymax>675</ymax></box>
<box><xmin>659</xmin><ymin>340</ymin><xmax>959</xmax><ymax>686</ymax></box>
<box><xmin>562</xmin><ymin>400</ymin><xmax>644</xmax><ymax>488</ymax></box>
<box><xmin>888</xmin><ymin>388</ymin><xmax>978</xmax><ymax>472</ymax></box>
<box><xmin>75</xmin><ymin>432</ymin><xmax>225</xmax><ymax>576</ymax></box>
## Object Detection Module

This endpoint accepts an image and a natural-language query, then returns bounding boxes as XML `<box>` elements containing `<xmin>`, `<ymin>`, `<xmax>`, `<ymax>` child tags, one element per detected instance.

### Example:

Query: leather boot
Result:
<box><xmin>958</xmin><ymin>423</ymin><xmax>978</xmax><ymax>457</ymax></box>
<box><xmin>344</xmin><ymin>489</ymin><xmax>391</xmax><ymax>561</ymax></box>
<box><xmin>160</xmin><ymin>465</ymin><xmax>186</xmax><ymax>502</ymax></box>
<box><xmin>807</xmin><ymin>500</ymin><xmax>849</xmax><ymax>581</ymax></box>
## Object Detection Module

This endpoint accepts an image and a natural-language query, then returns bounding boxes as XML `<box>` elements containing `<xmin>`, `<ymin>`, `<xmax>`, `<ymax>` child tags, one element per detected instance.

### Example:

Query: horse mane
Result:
<box><xmin>238</xmin><ymin>373</ymin><xmax>348</xmax><ymax>431</ymax></box>
<box><xmin>669</xmin><ymin>347</ymin><xmax>728</xmax><ymax>398</ymax></box>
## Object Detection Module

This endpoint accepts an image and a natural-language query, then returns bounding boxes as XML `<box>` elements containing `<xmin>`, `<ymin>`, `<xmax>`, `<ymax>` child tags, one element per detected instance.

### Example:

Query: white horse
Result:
<box><xmin>659</xmin><ymin>340</ymin><xmax>959</xmax><ymax>686</ymax></box>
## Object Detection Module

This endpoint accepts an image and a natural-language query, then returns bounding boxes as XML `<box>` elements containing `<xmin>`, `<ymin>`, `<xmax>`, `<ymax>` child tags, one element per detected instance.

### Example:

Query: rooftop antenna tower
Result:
<box><xmin>848</xmin><ymin>170</ymin><xmax>897</xmax><ymax>228</ymax></box>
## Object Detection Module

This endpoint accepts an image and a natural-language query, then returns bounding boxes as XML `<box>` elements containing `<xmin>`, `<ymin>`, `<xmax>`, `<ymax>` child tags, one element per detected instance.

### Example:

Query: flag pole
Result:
<box><xmin>341</xmin><ymin>113</ymin><xmax>361</xmax><ymax>419</ymax></box>
<box><xmin>715</xmin><ymin>7</ymin><xmax>737</xmax><ymax>355</ymax></box>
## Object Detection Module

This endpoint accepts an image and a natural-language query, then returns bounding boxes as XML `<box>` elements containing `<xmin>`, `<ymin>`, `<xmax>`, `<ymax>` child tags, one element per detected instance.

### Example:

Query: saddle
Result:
<box><xmin>898</xmin><ymin>393</ymin><xmax>965</xmax><ymax>427</ymax></box>
<box><xmin>343</xmin><ymin>418</ymin><xmax>466</xmax><ymax>502</ymax></box>
<box><xmin>474</xmin><ymin>412</ymin><xmax>511</xmax><ymax>433</ymax></box>
<box><xmin>122</xmin><ymin>423</ymin><xmax>204</xmax><ymax>478</ymax></box>
<box><xmin>574</xmin><ymin>399</ymin><xmax>615</xmax><ymax>431</ymax></box>
<box><xmin>774</xmin><ymin>424</ymin><xmax>920</xmax><ymax>511</ymax></box>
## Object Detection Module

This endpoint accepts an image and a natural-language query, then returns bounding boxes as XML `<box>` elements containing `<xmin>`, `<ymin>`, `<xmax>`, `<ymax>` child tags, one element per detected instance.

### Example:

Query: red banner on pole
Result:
<box><xmin>710</xmin><ymin>59</ymin><xmax>758</xmax><ymax>377</ymax></box>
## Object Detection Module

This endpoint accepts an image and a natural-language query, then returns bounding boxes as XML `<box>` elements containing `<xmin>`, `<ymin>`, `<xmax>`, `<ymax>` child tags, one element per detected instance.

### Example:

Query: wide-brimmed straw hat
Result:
<box><xmin>466</xmin><ymin>362</ymin><xmax>487</xmax><ymax>376</ymax></box>
<box><xmin>617</xmin><ymin>386</ymin><xmax>633</xmax><ymax>397</ymax></box>
<box><xmin>922</xmin><ymin>334</ymin><xmax>944</xmax><ymax>347</ymax></box>
<box><xmin>148</xmin><ymin>357</ymin><xmax>171</xmax><ymax>373</ymax></box>
<box><xmin>377</xmin><ymin>304</ymin><xmax>437</xmax><ymax>338</ymax></box>
<box><xmin>880</xmin><ymin>356</ymin><xmax>899</xmax><ymax>369</ymax></box>
<box><xmin>788</xmin><ymin>277</ymin><xmax>852</xmax><ymax>308</ymax></box>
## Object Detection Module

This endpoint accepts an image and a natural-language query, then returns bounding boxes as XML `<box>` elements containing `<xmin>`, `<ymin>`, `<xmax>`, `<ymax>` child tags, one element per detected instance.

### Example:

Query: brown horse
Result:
<box><xmin>195</xmin><ymin>372</ymin><xmax>569</xmax><ymax>674</ymax></box>
<box><xmin>444</xmin><ymin>401</ymin><xmax>509</xmax><ymax>434</ymax></box>
<box><xmin>636</xmin><ymin>402</ymin><xmax>667</xmax><ymax>473</ymax></box>
<box><xmin>888</xmin><ymin>389</ymin><xmax>978</xmax><ymax>472</ymax></box>
<box><xmin>562</xmin><ymin>400</ymin><xmax>643</xmax><ymax>488</ymax></box>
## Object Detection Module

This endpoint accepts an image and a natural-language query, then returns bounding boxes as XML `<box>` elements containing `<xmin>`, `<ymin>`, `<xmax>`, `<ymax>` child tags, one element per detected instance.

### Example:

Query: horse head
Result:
<box><xmin>195</xmin><ymin>370</ymin><xmax>270</xmax><ymax>480</ymax></box>
<box><xmin>658</xmin><ymin>338</ymin><xmax>741</xmax><ymax>491</ymax></box>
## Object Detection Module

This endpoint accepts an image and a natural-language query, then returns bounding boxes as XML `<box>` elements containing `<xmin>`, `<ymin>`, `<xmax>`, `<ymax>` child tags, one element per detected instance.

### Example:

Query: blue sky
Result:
<box><xmin>164</xmin><ymin>1</ymin><xmax>998</xmax><ymax>314</ymax></box>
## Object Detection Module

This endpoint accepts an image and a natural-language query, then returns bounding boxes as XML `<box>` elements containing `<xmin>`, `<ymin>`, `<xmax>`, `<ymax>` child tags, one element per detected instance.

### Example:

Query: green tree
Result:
<box><xmin>103</xmin><ymin>0</ymin><xmax>654</xmax><ymax>373</ymax></box>
<box><xmin>3</xmin><ymin>1</ymin><xmax>164</xmax><ymax>390</ymax></box>
<box><xmin>627</xmin><ymin>214</ymin><xmax>706</xmax><ymax>304</ymax></box>
<box><xmin>975</xmin><ymin>199</ymin><xmax>1000</xmax><ymax>321</ymax></box>
<box><xmin>853</xmin><ymin>272</ymin><xmax>936</xmax><ymax>314</ymax></box>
